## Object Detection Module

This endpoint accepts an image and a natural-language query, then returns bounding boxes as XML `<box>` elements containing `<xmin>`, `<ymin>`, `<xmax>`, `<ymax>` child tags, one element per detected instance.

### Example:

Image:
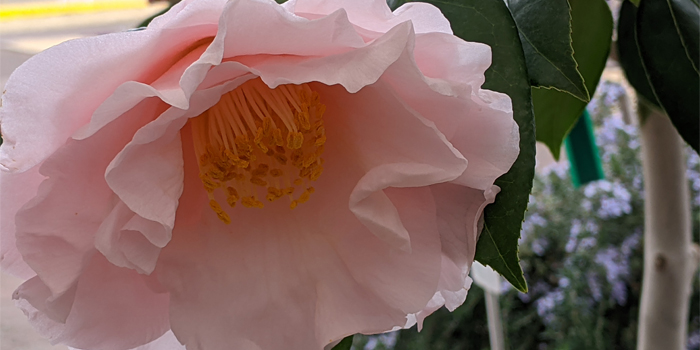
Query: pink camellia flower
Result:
<box><xmin>0</xmin><ymin>0</ymin><xmax>519</xmax><ymax>349</ymax></box>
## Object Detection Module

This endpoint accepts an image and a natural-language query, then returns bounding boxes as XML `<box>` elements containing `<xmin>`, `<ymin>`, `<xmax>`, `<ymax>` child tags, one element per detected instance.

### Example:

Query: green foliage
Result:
<box><xmin>396</xmin><ymin>0</ymin><xmax>534</xmax><ymax>293</ymax></box>
<box><xmin>530</xmin><ymin>0</ymin><xmax>613</xmax><ymax>159</ymax></box>
<box><xmin>332</xmin><ymin>335</ymin><xmax>354</xmax><ymax>350</ymax></box>
<box><xmin>508</xmin><ymin>0</ymin><xmax>588</xmax><ymax>101</ymax></box>
<box><xmin>618</xmin><ymin>0</ymin><xmax>699</xmax><ymax>152</ymax></box>
<box><xmin>616</xmin><ymin>1</ymin><xmax>660</xmax><ymax>107</ymax></box>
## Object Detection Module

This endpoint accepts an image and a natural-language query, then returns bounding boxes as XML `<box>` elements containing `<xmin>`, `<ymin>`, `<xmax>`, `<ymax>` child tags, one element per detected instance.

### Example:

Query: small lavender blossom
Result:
<box><xmin>522</xmin><ymin>213</ymin><xmax>548</xmax><ymax>243</ymax></box>
<box><xmin>598</xmin><ymin>198</ymin><xmax>628</xmax><ymax>218</ymax></box>
<box><xmin>532</xmin><ymin>238</ymin><xmax>549</xmax><ymax>256</ymax></box>
<box><xmin>596</xmin><ymin>247</ymin><xmax>630</xmax><ymax>283</ymax></box>
<box><xmin>587</xmin><ymin>273</ymin><xmax>603</xmax><ymax>301</ymax></box>
<box><xmin>501</xmin><ymin>280</ymin><xmax>513</xmax><ymax>294</ymax></box>
<box><xmin>632</xmin><ymin>174</ymin><xmax>643</xmax><ymax>191</ymax></box>
<box><xmin>628</xmin><ymin>139</ymin><xmax>640</xmax><ymax>150</ymax></box>
<box><xmin>536</xmin><ymin>289</ymin><xmax>564</xmax><ymax>321</ymax></box>
<box><xmin>542</xmin><ymin>160</ymin><xmax>570</xmax><ymax>179</ymax></box>
<box><xmin>578</xmin><ymin>237</ymin><xmax>597</xmax><ymax>251</ymax></box>
<box><xmin>565</xmin><ymin>237</ymin><xmax>578</xmax><ymax>253</ymax></box>
<box><xmin>582</xmin><ymin>199</ymin><xmax>593</xmax><ymax>212</ymax></box>
<box><xmin>687</xmin><ymin>330</ymin><xmax>700</xmax><ymax>350</ymax></box>
<box><xmin>611</xmin><ymin>280</ymin><xmax>628</xmax><ymax>305</ymax></box>
<box><xmin>621</xmin><ymin>232</ymin><xmax>641</xmax><ymax>257</ymax></box>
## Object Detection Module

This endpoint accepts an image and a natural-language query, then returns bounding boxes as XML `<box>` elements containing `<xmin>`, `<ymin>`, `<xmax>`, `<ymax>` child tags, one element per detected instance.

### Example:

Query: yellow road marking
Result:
<box><xmin>0</xmin><ymin>0</ymin><xmax>150</xmax><ymax>21</ymax></box>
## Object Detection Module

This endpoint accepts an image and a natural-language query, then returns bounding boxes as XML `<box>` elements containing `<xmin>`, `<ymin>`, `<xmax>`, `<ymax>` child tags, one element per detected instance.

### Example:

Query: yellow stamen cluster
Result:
<box><xmin>191</xmin><ymin>78</ymin><xmax>327</xmax><ymax>224</ymax></box>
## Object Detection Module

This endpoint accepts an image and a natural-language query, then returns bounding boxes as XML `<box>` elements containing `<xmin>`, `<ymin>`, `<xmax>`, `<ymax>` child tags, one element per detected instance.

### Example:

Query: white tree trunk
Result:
<box><xmin>637</xmin><ymin>104</ymin><xmax>700</xmax><ymax>350</ymax></box>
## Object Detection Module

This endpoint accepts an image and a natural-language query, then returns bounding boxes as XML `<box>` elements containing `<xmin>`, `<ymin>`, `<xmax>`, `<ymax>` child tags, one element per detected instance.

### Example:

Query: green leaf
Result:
<box><xmin>413</xmin><ymin>0</ymin><xmax>535</xmax><ymax>293</ymax></box>
<box><xmin>507</xmin><ymin>0</ymin><xmax>589</xmax><ymax>101</ymax></box>
<box><xmin>331</xmin><ymin>335</ymin><xmax>354</xmax><ymax>350</ymax></box>
<box><xmin>616</xmin><ymin>0</ymin><xmax>661</xmax><ymax>107</ymax></box>
<box><xmin>532</xmin><ymin>0</ymin><xmax>612</xmax><ymax>159</ymax></box>
<box><xmin>636</xmin><ymin>0</ymin><xmax>699</xmax><ymax>152</ymax></box>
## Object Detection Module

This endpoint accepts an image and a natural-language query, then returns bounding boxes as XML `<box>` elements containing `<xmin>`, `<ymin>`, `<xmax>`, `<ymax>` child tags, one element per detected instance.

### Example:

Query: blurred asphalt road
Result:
<box><xmin>0</xmin><ymin>3</ymin><xmax>167</xmax><ymax>349</ymax></box>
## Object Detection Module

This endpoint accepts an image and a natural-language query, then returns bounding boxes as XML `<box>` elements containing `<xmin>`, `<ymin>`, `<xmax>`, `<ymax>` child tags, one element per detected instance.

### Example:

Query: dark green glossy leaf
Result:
<box><xmin>508</xmin><ymin>0</ymin><xmax>588</xmax><ymax>101</ymax></box>
<box><xmin>617</xmin><ymin>0</ymin><xmax>660</xmax><ymax>107</ymax></box>
<box><xmin>532</xmin><ymin>0</ymin><xmax>612</xmax><ymax>159</ymax></box>
<box><xmin>413</xmin><ymin>0</ymin><xmax>535</xmax><ymax>293</ymax></box>
<box><xmin>670</xmin><ymin>0</ymin><xmax>700</xmax><ymax>71</ymax></box>
<box><xmin>331</xmin><ymin>335</ymin><xmax>354</xmax><ymax>350</ymax></box>
<box><xmin>636</xmin><ymin>0</ymin><xmax>699</xmax><ymax>152</ymax></box>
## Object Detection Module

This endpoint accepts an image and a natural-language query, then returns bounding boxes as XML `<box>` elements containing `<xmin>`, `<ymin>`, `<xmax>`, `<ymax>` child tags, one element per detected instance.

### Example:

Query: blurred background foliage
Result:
<box><xmin>351</xmin><ymin>81</ymin><xmax>700</xmax><ymax>350</ymax></box>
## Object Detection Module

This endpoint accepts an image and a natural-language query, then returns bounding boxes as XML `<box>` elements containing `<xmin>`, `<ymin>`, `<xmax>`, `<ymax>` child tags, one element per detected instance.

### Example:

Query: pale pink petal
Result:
<box><xmin>14</xmin><ymin>254</ymin><xmax>170</xmax><ymax>350</ymax></box>
<box><xmin>289</xmin><ymin>0</ymin><xmax>452</xmax><ymax>35</ymax></box>
<box><xmin>152</xmin><ymin>74</ymin><xmax>472</xmax><ymax>349</ymax></box>
<box><xmin>156</xmin><ymin>172</ymin><xmax>442</xmax><ymax>350</ymax></box>
<box><xmin>94</xmin><ymin>201</ymin><xmax>166</xmax><ymax>275</ymax></box>
<box><xmin>316</xmin><ymin>81</ymin><xmax>466</xmax><ymax>250</ymax></box>
<box><xmin>73</xmin><ymin>42</ymin><xmax>211</xmax><ymax>140</ymax></box>
<box><xmin>148</xmin><ymin>0</ymin><xmax>226</xmax><ymax>29</ymax></box>
<box><xmin>230</xmin><ymin>21</ymin><xmax>414</xmax><ymax>93</ymax></box>
<box><xmin>14</xmin><ymin>97</ymin><xmax>166</xmax><ymax>296</ymax></box>
<box><xmin>407</xmin><ymin>183</ymin><xmax>499</xmax><ymax>329</ymax></box>
<box><xmin>104</xmin><ymin>74</ymin><xmax>256</xmax><ymax>238</ymax></box>
<box><xmin>379</xmin><ymin>33</ymin><xmax>520</xmax><ymax>190</ymax></box>
<box><xmin>0</xmin><ymin>14</ymin><xmax>218</xmax><ymax>172</ymax></box>
<box><xmin>0</xmin><ymin>166</ymin><xmax>45</xmax><ymax>278</ymax></box>
<box><xmin>414</xmin><ymin>33</ymin><xmax>492</xmax><ymax>89</ymax></box>
<box><xmin>104</xmin><ymin>113</ymin><xmax>185</xmax><ymax>235</ymax></box>
<box><xmin>218</xmin><ymin>0</ymin><xmax>365</xmax><ymax>58</ymax></box>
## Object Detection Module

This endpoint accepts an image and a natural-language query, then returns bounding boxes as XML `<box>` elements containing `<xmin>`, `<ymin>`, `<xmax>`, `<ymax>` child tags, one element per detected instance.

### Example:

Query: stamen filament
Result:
<box><xmin>189</xmin><ymin>78</ymin><xmax>327</xmax><ymax>223</ymax></box>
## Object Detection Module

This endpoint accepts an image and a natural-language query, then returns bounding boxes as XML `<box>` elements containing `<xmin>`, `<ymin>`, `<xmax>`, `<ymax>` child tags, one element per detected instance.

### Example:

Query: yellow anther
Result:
<box><xmin>209</xmin><ymin>200</ymin><xmax>231</xmax><ymax>224</ymax></box>
<box><xmin>302</xmin><ymin>155</ymin><xmax>317</xmax><ymax>168</ymax></box>
<box><xmin>191</xmin><ymin>78</ymin><xmax>327</xmax><ymax>220</ymax></box>
<box><xmin>226</xmin><ymin>186</ymin><xmax>239</xmax><ymax>201</ymax></box>
<box><xmin>199</xmin><ymin>174</ymin><xmax>219</xmax><ymax>193</ymax></box>
<box><xmin>266</xmin><ymin>187</ymin><xmax>283</xmax><ymax>202</ymax></box>
<box><xmin>297</xmin><ymin>111</ymin><xmax>311</xmax><ymax>130</ymax></box>
<box><xmin>291</xmin><ymin>150</ymin><xmax>304</xmax><ymax>167</ymax></box>
<box><xmin>298</xmin><ymin>192</ymin><xmax>310</xmax><ymax>204</ymax></box>
<box><xmin>254</xmin><ymin>127</ymin><xmax>268</xmax><ymax>152</ymax></box>
<box><xmin>307</xmin><ymin>186</ymin><xmax>315</xmax><ymax>194</ymax></box>
<box><xmin>250</xmin><ymin>177</ymin><xmax>267</xmax><ymax>187</ymax></box>
<box><xmin>274</xmin><ymin>153</ymin><xmax>288</xmax><ymax>165</ymax></box>
<box><xmin>310</xmin><ymin>165</ymin><xmax>324</xmax><ymax>181</ymax></box>
<box><xmin>262</xmin><ymin>117</ymin><xmax>273</xmax><ymax>136</ymax></box>
<box><xmin>315</xmin><ymin>135</ymin><xmax>326</xmax><ymax>147</ymax></box>
<box><xmin>286</xmin><ymin>131</ymin><xmax>304</xmax><ymax>150</ymax></box>
<box><xmin>273</xmin><ymin>129</ymin><xmax>284</xmax><ymax>146</ymax></box>
<box><xmin>242</xmin><ymin>196</ymin><xmax>264</xmax><ymax>208</ymax></box>
<box><xmin>283</xmin><ymin>187</ymin><xmax>295</xmax><ymax>195</ymax></box>
<box><xmin>252</xmin><ymin>165</ymin><xmax>269</xmax><ymax>177</ymax></box>
<box><xmin>290</xmin><ymin>200</ymin><xmax>298</xmax><ymax>210</ymax></box>
<box><xmin>208</xmin><ymin>168</ymin><xmax>225</xmax><ymax>181</ymax></box>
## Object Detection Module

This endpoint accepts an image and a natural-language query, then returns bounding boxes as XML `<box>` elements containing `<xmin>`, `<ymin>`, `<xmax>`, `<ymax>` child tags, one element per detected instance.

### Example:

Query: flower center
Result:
<box><xmin>191</xmin><ymin>78</ymin><xmax>327</xmax><ymax>224</ymax></box>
